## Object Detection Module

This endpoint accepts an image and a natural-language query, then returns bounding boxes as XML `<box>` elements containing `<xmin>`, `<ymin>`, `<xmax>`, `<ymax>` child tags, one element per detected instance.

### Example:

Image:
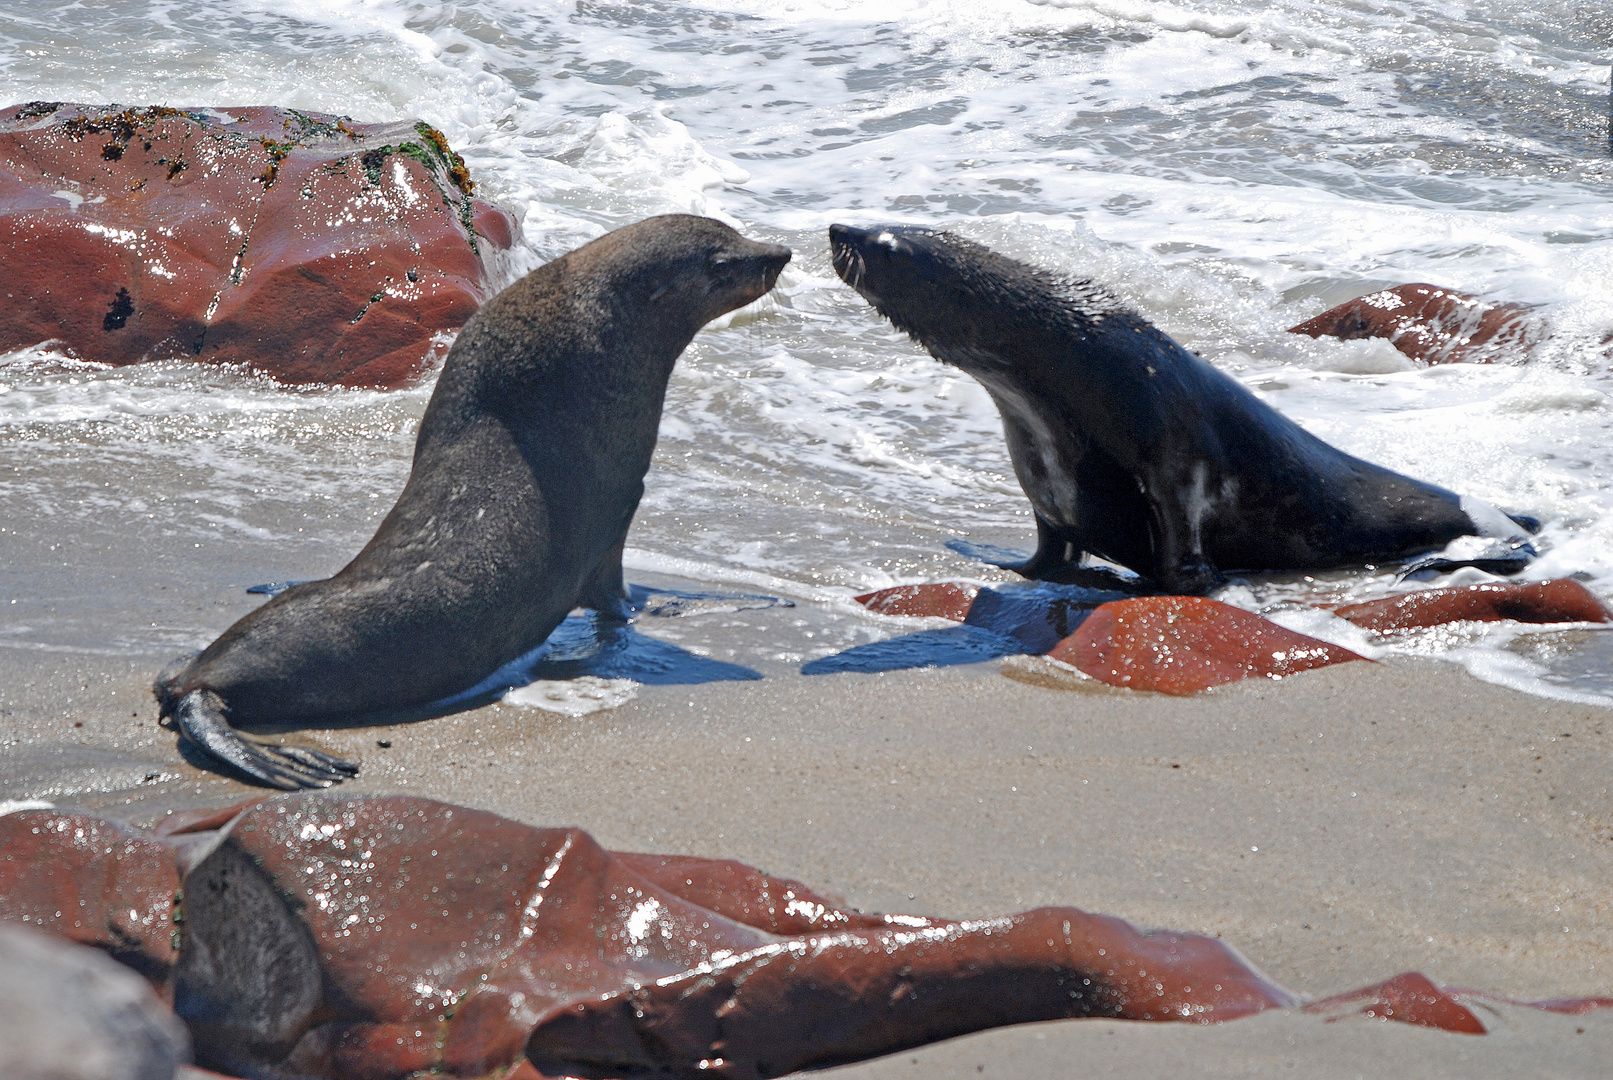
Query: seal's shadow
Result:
<box><xmin>237</xmin><ymin>580</ymin><xmax>770</xmax><ymax>734</ymax></box>
<box><xmin>420</xmin><ymin>610</ymin><xmax>763</xmax><ymax>718</ymax></box>
<box><xmin>801</xmin><ymin>625</ymin><xmax>1025</xmax><ymax>675</ymax></box>
<box><xmin>804</xmin><ymin>580</ymin><xmax>1129</xmax><ymax>676</ymax></box>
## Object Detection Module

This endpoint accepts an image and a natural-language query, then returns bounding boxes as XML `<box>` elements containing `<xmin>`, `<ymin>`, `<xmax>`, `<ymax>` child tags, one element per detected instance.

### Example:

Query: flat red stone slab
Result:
<box><xmin>1288</xmin><ymin>282</ymin><xmax>1545</xmax><ymax>365</ymax></box>
<box><xmin>1335</xmin><ymin>579</ymin><xmax>1611</xmax><ymax>633</ymax></box>
<box><xmin>525</xmin><ymin>908</ymin><xmax>1295</xmax><ymax>1078</ymax></box>
<box><xmin>1304</xmin><ymin>972</ymin><xmax>1485</xmax><ymax>1034</ymax></box>
<box><xmin>0</xmin><ymin>102</ymin><xmax>516</xmax><ymax>387</ymax></box>
<box><xmin>1</xmin><ymin>795</ymin><xmax>1295</xmax><ymax>1079</ymax></box>
<box><xmin>1050</xmin><ymin>596</ymin><xmax>1368</xmax><ymax>695</ymax></box>
<box><xmin>854</xmin><ymin>582</ymin><xmax>980</xmax><ymax>620</ymax></box>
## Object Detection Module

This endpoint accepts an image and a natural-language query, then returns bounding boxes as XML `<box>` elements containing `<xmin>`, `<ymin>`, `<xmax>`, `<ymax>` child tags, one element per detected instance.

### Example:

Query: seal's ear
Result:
<box><xmin>649</xmin><ymin>282</ymin><xmax>671</xmax><ymax>303</ymax></box>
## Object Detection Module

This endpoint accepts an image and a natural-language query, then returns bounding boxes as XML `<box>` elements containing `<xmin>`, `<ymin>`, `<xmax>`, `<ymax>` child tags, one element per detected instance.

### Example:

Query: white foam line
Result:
<box><xmin>622</xmin><ymin>547</ymin><xmax>846</xmax><ymax>604</ymax></box>
<box><xmin>0</xmin><ymin>800</ymin><xmax>54</xmax><ymax>817</ymax></box>
<box><xmin>1442</xmin><ymin>647</ymin><xmax>1613</xmax><ymax>708</ymax></box>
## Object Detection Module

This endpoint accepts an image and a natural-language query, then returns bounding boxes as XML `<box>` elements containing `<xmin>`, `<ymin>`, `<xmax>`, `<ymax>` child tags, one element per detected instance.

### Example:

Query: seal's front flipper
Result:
<box><xmin>944</xmin><ymin>535</ymin><xmax>1155</xmax><ymax>594</ymax></box>
<box><xmin>1157</xmin><ymin>555</ymin><xmax>1225</xmax><ymax>596</ymax></box>
<box><xmin>948</xmin><ymin>517</ymin><xmax>1079</xmax><ymax>578</ymax></box>
<box><xmin>172</xmin><ymin>689</ymin><xmax>358</xmax><ymax>790</ymax></box>
<box><xmin>1025</xmin><ymin>562</ymin><xmax>1157</xmax><ymax>593</ymax></box>
<box><xmin>578</xmin><ymin>541</ymin><xmax>631</xmax><ymax>622</ymax></box>
<box><xmin>245</xmin><ymin>580</ymin><xmax>310</xmax><ymax>597</ymax></box>
<box><xmin>946</xmin><ymin>537</ymin><xmax>1036</xmax><ymax>571</ymax></box>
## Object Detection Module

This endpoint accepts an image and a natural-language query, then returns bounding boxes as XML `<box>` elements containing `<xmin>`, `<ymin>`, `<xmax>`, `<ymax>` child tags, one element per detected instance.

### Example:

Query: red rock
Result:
<box><xmin>854</xmin><ymin>582</ymin><xmax>980</xmax><ymax>620</ymax></box>
<box><xmin>0</xmin><ymin>102</ymin><xmax>517</xmax><ymax>387</ymax></box>
<box><xmin>1524</xmin><ymin>996</ymin><xmax>1613</xmax><ymax>1015</ymax></box>
<box><xmin>1288</xmin><ymin>283</ymin><xmax>1545</xmax><ymax>365</ymax></box>
<box><xmin>612</xmin><ymin>852</ymin><xmax>891</xmax><ymax>935</ymax></box>
<box><xmin>1441</xmin><ymin>989</ymin><xmax>1613</xmax><ymax>1016</ymax></box>
<box><xmin>1</xmin><ymin>795</ymin><xmax>1297</xmax><ymax>1079</ymax></box>
<box><xmin>1049</xmin><ymin>596</ymin><xmax>1368</xmax><ymax>694</ymax></box>
<box><xmin>1335</xmin><ymin>580</ymin><xmax>1612</xmax><ymax>633</ymax></box>
<box><xmin>525</xmin><ymin>907</ymin><xmax>1295</xmax><ymax>1077</ymax></box>
<box><xmin>854</xmin><ymin>582</ymin><xmax>1103</xmax><ymax>652</ymax></box>
<box><xmin>151</xmin><ymin>796</ymin><xmax>270</xmax><ymax>837</ymax></box>
<box><xmin>963</xmin><ymin>585</ymin><xmax>1102</xmax><ymax>654</ymax></box>
<box><xmin>0</xmin><ymin>810</ymin><xmax>182</xmax><ymax>990</ymax></box>
<box><xmin>1305</xmin><ymin>972</ymin><xmax>1486</xmax><ymax>1034</ymax></box>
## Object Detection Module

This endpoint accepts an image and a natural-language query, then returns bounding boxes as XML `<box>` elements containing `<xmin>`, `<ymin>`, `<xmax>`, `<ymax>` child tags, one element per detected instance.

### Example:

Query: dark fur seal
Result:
<box><xmin>829</xmin><ymin>224</ymin><xmax>1532</xmax><ymax>594</ymax></box>
<box><xmin>157</xmin><ymin>215</ymin><xmax>791</xmax><ymax>788</ymax></box>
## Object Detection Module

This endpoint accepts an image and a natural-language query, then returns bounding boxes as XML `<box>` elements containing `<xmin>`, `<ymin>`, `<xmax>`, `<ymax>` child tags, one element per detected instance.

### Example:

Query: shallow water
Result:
<box><xmin>1</xmin><ymin>0</ymin><xmax>1610</xmax><ymax>700</ymax></box>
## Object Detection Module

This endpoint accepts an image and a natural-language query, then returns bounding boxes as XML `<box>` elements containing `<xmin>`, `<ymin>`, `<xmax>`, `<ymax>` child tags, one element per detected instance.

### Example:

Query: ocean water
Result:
<box><xmin>0</xmin><ymin>0</ymin><xmax>1610</xmax><ymax>701</ymax></box>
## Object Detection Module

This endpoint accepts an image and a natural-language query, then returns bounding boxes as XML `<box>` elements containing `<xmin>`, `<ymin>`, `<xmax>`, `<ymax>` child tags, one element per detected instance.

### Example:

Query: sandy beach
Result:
<box><xmin>5</xmin><ymin>573</ymin><xmax>1610</xmax><ymax>1075</ymax></box>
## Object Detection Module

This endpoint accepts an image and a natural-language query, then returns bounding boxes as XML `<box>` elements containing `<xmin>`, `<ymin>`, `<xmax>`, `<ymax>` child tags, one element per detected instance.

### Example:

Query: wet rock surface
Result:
<box><xmin>856</xmin><ymin>586</ymin><xmax>1366</xmax><ymax>694</ymax></box>
<box><xmin>0</xmin><ymin>103</ymin><xmax>516</xmax><ymax>387</ymax></box>
<box><xmin>854</xmin><ymin>583</ymin><xmax>981</xmax><ymax>621</ymax></box>
<box><xmin>1051</xmin><ymin>597</ymin><xmax>1368</xmax><ymax>695</ymax></box>
<box><xmin>1304</xmin><ymin>971</ymin><xmax>1487</xmax><ymax>1034</ymax></box>
<box><xmin>1288</xmin><ymin>283</ymin><xmax>1546</xmax><ymax>365</ymax></box>
<box><xmin>3</xmin><ymin>795</ymin><xmax>1608</xmax><ymax>1079</ymax></box>
<box><xmin>1334</xmin><ymin>579</ymin><xmax>1612</xmax><ymax>633</ymax></box>
<box><xmin>3</xmin><ymin>794</ymin><xmax>1295</xmax><ymax>1078</ymax></box>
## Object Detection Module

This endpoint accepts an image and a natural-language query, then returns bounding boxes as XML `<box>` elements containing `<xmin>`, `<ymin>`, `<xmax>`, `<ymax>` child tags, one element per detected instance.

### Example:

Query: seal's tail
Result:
<box><xmin>171</xmin><ymin>690</ymin><xmax>358</xmax><ymax>790</ymax></box>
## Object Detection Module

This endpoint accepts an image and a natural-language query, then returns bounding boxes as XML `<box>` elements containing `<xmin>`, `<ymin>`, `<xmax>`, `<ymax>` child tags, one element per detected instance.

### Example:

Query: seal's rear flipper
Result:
<box><xmin>171</xmin><ymin>690</ymin><xmax>358</xmax><ymax>790</ymax></box>
<box><xmin>1506</xmin><ymin>512</ymin><xmax>1542</xmax><ymax>534</ymax></box>
<box><xmin>1397</xmin><ymin>537</ymin><xmax>1536</xmax><ymax>583</ymax></box>
<box><xmin>945</xmin><ymin>538</ymin><xmax>1156</xmax><ymax>595</ymax></box>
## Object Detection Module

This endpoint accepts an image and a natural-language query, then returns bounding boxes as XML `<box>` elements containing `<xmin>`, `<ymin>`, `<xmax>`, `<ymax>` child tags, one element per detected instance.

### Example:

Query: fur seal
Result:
<box><xmin>156</xmin><ymin>215</ymin><xmax>791</xmax><ymax>788</ymax></box>
<box><xmin>829</xmin><ymin>224</ymin><xmax>1532</xmax><ymax>594</ymax></box>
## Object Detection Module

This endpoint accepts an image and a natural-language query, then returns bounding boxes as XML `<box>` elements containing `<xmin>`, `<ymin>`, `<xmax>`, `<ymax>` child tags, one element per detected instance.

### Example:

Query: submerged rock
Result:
<box><xmin>0</xmin><ymin>103</ymin><xmax>517</xmax><ymax>387</ymax></box>
<box><xmin>1288</xmin><ymin>283</ymin><xmax>1546</xmax><ymax>365</ymax></box>
<box><xmin>1049</xmin><ymin>596</ymin><xmax>1367</xmax><ymax>694</ymax></box>
<box><xmin>1304</xmin><ymin>972</ymin><xmax>1486</xmax><ymax>1035</ymax></box>
<box><xmin>1334</xmin><ymin>579</ymin><xmax>1612</xmax><ymax>633</ymax></box>
<box><xmin>854</xmin><ymin>582</ymin><xmax>981</xmax><ymax>620</ymax></box>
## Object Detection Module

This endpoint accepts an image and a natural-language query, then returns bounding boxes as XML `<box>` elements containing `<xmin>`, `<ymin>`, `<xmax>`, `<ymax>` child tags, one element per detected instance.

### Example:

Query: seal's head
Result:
<box><xmin>579</xmin><ymin>214</ymin><xmax>792</xmax><ymax>333</ymax></box>
<box><xmin>829</xmin><ymin>223</ymin><xmax>1119</xmax><ymax>364</ymax></box>
<box><xmin>829</xmin><ymin>224</ymin><xmax>973</xmax><ymax>325</ymax></box>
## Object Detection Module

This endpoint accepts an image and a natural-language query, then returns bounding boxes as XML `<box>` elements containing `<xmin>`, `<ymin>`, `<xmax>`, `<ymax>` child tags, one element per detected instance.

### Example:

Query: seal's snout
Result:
<box><xmin>829</xmin><ymin>223</ymin><xmax>870</xmax><ymax>292</ymax></box>
<box><xmin>758</xmin><ymin>243</ymin><xmax>791</xmax><ymax>291</ymax></box>
<box><xmin>828</xmin><ymin>223</ymin><xmax>868</xmax><ymax>249</ymax></box>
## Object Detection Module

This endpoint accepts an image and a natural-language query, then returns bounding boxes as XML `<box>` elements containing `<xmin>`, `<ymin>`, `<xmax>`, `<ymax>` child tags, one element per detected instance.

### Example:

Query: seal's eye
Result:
<box><xmin>709</xmin><ymin>254</ymin><xmax>734</xmax><ymax>270</ymax></box>
<box><xmin>874</xmin><ymin>231</ymin><xmax>904</xmax><ymax>252</ymax></box>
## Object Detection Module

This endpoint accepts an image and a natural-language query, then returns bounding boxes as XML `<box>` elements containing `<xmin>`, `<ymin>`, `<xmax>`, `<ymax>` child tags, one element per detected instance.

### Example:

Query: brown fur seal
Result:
<box><xmin>829</xmin><ymin>224</ymin><xmax>1534</xmax><ymax>594</ymax></box>
<box><xmin>156</xmin><ymin>215</ymin><xmax>791</xmax><ymax>787</ymax></box>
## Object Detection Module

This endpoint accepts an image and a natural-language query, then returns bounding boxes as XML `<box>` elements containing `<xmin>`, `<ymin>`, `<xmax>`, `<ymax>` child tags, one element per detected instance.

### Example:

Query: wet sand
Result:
<box><xmin>4</xmin><ymin>582</ymin><xmax>1611</xmax><ymax>1075</ymax></box>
